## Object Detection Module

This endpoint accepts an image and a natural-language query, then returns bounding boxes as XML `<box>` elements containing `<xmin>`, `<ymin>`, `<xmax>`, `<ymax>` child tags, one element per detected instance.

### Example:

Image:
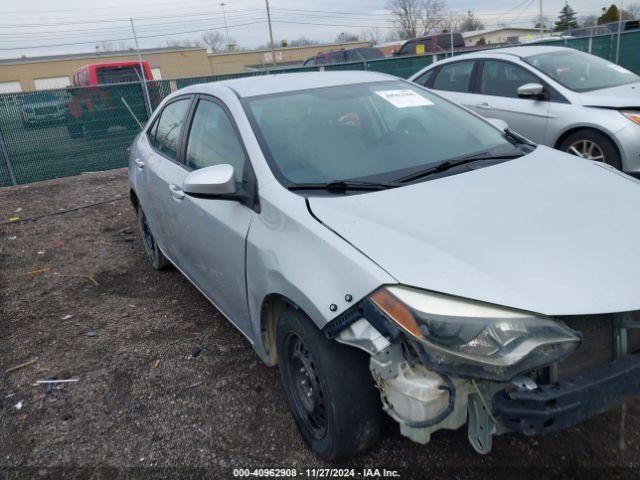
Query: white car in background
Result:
<box><xmin>410</xmin><ymin>46</ymin><xmax>640</xmax><ymax>175</ymax></box>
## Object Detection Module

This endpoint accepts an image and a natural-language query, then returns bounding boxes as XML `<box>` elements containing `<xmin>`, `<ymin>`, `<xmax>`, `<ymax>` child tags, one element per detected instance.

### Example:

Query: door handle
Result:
<box><xmin>475</xmin><ymin>103</ymin><xmax>492</xmax><ymax>110</ymax></box>
<box><xmin>169</xmin><ymin>184</ymin><xmax>185</xmax><ymax>201</ymax></box>
<box><xmin>134</xmin><ymin>158</ymin><xmax>144</xmax><ymax>169</ymax></box>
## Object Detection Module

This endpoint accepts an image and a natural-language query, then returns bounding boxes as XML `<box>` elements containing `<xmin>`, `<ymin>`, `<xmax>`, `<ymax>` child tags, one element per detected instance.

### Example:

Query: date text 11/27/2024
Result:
<box><xmin>232</xmin><ymin>468</ymin><xmax>401</xmax><ymax>478</ymax></box>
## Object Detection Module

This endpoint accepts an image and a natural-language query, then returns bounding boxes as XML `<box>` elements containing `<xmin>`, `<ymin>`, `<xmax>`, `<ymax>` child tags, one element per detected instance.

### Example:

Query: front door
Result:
<box><xmin>170</xmin><ymin>96</ymin><xmax>255</xmax><ymax>334</ymax></box>
<box><xmin>472</xmin><ymin>59</ymin><xmax>551</xmax><ymax>143</ymax></box>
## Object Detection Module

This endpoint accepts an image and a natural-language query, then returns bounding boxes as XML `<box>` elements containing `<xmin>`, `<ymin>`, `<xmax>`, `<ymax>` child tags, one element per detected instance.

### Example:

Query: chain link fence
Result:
<box><xmin>1</xmin><ymin>29</ymin><xmax>639</xmax><ymax>187</ymax></box>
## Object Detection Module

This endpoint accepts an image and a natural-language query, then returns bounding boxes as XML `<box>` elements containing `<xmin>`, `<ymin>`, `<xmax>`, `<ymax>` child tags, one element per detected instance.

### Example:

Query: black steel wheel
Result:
<box><xmin>137</xmin><ymin>206</ymin><xmax>170</xmax><ymax>270</ymax></box>
<box><xmin>276</xmin><ymin>308</ymin><xmax>381</xmax><ymax>460</ymax></box>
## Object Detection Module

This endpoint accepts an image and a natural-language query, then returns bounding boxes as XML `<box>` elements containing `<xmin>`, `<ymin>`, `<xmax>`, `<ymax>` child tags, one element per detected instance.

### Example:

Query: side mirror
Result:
<box><xmin>486</xmin><ymin>117</ymin><xmax>509</xmax><ymax>131</ymax></box>
<box><xmin>182</xmin><ymin>164</ymin><xmax>236</xmax><ymax>197</ymax></box>
<box><xmin>517</xmin><ymin>83</ymin><xmax>545</xmax><ymax>99</ymax></box>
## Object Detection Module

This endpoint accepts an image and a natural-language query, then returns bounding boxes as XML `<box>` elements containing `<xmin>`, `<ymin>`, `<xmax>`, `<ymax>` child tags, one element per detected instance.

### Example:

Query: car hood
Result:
<box><xmin>308</xmin><ymin>146</ymin><xmax>640</xmax><ymax>316</ymax></box>
<box><xmin>579</xmin><ymin>81</ymin><xmax>640</xmax><ymax>108</ymax></box>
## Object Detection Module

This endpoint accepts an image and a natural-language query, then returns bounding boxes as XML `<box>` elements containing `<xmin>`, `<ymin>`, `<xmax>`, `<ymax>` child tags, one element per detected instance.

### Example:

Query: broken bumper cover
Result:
<box><xmin>492</xmin><ymin>354</ymin><xmax>640</xmax><ymax>436</ymax></box>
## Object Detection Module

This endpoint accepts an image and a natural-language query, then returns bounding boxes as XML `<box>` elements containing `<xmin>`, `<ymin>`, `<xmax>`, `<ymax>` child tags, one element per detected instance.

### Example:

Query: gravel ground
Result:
<box><xmin>1</xmin><ymin>169</ymin><xmax>639</xmax><ymax>480</ymax></box>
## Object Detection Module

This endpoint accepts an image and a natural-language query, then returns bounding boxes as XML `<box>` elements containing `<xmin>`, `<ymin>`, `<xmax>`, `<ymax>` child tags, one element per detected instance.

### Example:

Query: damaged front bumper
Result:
<box><xmin>493</xmin><ymin>353</ymin><xmax>640</xmax><ymax>435</ymax></box>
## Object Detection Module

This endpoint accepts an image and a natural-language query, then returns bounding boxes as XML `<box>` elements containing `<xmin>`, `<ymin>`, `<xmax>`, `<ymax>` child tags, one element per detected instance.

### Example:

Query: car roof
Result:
<box><xmin>181</xmin><ymin>71</ymin><xmax>397</xmax><ymax>98</ymax></box>
<box><xmin>459</xmin><ymin>45</ymin><xmax>571</xmax><ymax>59</ymax></box>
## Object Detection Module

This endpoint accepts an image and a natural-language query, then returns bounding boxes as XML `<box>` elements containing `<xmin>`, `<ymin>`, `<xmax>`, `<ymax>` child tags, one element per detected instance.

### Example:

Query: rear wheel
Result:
<box><xmin>559</xmin><ymin>129</ymin><xmax>622</xmax><ymax>169</ymax></box>
<box><xmin>137</xmin><ymin>206</ymin><xmax>170</xmax><ymax>270</ymax></box>
<box><xmin>276</xmin><ymin>308</ymin><xmax>381</xmax><ymax>460</ymax></box>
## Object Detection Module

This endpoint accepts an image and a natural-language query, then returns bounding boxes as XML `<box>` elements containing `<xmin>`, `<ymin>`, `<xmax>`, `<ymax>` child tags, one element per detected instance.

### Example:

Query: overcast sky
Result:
<box><xmin>0</xmin><ymin>0</ymin><xmax>618</xmax><ymax>58</ymax></box>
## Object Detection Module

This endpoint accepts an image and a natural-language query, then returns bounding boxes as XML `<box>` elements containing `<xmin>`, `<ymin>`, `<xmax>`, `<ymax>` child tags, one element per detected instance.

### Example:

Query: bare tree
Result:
<box><xmin>201</xmin><ymin>31</ymin><xmax>225</xmax><ymax>52</ymax></box>
<box><xmin>622</xmin><ymin>3</ymin><xmax>640</xmax><ymax>20</ymax></box>
<box><xmin>361</xmin><ymin>26</ymin><xmax>383</xmax><ymax>45</ymax></box>
<box><xmin>456</xmin><ymin>11</ymin><xmax>484</xmax><ymax>33</ymax></box>
<box><xmin>533</xmin><ymin>15</ymin><xmax>552</xmax><ymax>29</ymax></box>
<box><xmin>288</xmin><ymin>37</ymin><xmax>319</xmax><ymax>47</ymax></box>
<box><xmin>336</xmin><ymin>32</ymin><xmax>361</xmax><ymax>42</ymax></box>
<box><xmin>387</xmin><ymin>0</ymin><xmax>447</xmax><ymax>38</ymax></box>
<box><xmin>420</xmin><ymin>0</ymin><xmax>447</xmax><ymax>34</ymax></box>
<box><xmin>579</xmin><ymin>14</ymin><xmax>598</xmax><ymax>27</ymax></box>
<box><xmin>165</xmin><ymin>38</ymin><xmax>203</xmax><ymax>48</ymax></box>
<box><xmin>387</xmin><ymin>0</ymin><xmax>423</xmax><ymax>39</ymax></box>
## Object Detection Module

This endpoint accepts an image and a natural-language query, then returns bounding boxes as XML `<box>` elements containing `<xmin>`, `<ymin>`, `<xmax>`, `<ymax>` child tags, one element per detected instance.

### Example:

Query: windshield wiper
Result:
<box><xmin>396</xmin><ymin>152</ymin><xmax>523</xmax><ymax>184</ymax></box>
<box><xmin>287</xmin><ymin>179</ymin><xmax>400</xmax><ymax>192</ymax></box>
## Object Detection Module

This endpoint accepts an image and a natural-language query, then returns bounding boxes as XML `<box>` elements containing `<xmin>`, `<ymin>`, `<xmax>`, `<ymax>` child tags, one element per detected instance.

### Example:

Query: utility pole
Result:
<box><xmin>265</xmin><ymin>0</ymin><xmax>277</xmax><ymax>67</ymax></box>
<box><xmin>220</xmin><ymin>2</ymin><xmax>230</xmax><ymax>50</ymax></box>
<box><xmin>130</xmin><ymin>18</ymin><xmax>152</xmax><ymax>118</ymax></box>
<box><xmin>539</xmin><ymin>0</ymin><xmax>544</xmax><ymax>38</ymax></box>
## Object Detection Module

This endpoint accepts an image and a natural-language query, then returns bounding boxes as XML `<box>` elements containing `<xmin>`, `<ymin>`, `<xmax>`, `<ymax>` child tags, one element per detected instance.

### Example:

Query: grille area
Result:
<box><xmin>556</xmin><ymin>314</ymin><xmax>615</xmax><ymax>380</ymax></box>
<box><xmin>552</xmin><ymin>312</ymin><xmax>640</xmax><ymax>381</ymax></box>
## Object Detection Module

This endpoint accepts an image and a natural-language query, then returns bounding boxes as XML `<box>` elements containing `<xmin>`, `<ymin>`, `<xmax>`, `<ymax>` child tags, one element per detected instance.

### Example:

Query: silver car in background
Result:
<box><xmin>128</xmin><ymin>71</ymin><xmax>640</xmax><ymax>460</ymax></box>
<box><xmin>409</xmin><ymin>46</ymin><xmax>640</xmax><ymax>174</ymax></box>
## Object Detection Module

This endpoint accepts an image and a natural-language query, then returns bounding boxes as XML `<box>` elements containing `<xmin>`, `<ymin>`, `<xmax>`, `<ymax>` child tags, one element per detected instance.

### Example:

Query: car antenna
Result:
<box><xmin>120</xmin><ymin>97</ymin><xmax>143</xmax><ymax>130</ymax></box>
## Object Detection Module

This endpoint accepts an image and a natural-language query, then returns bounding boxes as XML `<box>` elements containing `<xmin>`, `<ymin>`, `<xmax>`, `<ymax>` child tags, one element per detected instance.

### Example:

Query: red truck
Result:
<box><xmin>66</xmin><ymin>61</ymin><xmax>156</xmax><ymax>138</ymax></box>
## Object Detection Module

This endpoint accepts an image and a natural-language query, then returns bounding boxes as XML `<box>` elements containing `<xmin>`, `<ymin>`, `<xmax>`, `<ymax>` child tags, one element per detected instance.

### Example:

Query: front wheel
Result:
<box><xmin>276</xmin><ymin>309</ymin><xmax>381</xmax><ymax>460</ymax></box>
<box><xmin>137</xmin><ymin>206</ymin><xmax>170</xmax><ymax>270</ymax></box>
<box><xmin>559</xmin><ymin>129</ymin><xmax>622</xmax><ymax>169</ymax></box>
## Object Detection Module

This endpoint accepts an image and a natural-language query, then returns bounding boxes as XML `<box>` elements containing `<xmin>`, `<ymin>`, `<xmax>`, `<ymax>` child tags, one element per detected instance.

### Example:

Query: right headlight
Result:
<box><xmin>622</xmin><ymin>111</ymin><xmax>640</xmax><ymax>126</ymax></box>
<box><xmin>369</xmin><ymin>286</ymin><xmax>581</xmax><ymax>381</ymax></box>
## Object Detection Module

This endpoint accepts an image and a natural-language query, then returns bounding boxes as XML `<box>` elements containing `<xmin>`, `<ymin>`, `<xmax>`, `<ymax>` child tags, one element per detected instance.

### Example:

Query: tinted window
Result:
<box><xmin>414</xmin><ymin>68</ymin><xmax>436</xmax><ymax>87</ymax></box>
<box><xmin>433</xmin><ymin>61</ymin><xmax>475</xmax><ymax>92</ymax></box>
<box><xmin>480</xmin><ymin>61</ymin><xmax>539</xmax><ymax>98</ymax></box>
<box><xmin>398</xmin><ymin>41</ymin><xmax>416</xmax><ymax>55</ymax></box>
<box><xmin>329</xmin><ymin>52</ymin><xmax>345</xmax><ymax>64</ymax></box>
<box><xmin>185</xmin><ymin>99</ymin><xmax>246</xmax><ymax>184</ymax></box>
<box><xmin>152</xmin><ymin>98</ymin><xmax>190</xmax><ymax>159</ymax></box>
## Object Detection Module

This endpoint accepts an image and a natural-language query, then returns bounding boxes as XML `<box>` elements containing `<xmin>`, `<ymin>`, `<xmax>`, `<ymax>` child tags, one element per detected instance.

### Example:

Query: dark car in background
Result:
<box><xmin>302</xmin><ymin>47</ymin><xmax>385</xmax><ymax>66</ymax></box>
<box><xmin>394</xmin><ymin>33</ymin><xmax>465</xmax><ymax>56</ymax></box>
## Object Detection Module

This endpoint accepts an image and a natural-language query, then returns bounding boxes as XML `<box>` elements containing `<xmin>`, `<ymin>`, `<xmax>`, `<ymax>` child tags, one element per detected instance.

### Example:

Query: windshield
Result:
<box><xmin>524</xmin><ymin>50</ymin><xmax>640</xmax><ymax>92</ymax></box>
<box><xmin>244</xmin><ymin>81</ymin><xmax>519</xmax><ymax>186</ymax></box>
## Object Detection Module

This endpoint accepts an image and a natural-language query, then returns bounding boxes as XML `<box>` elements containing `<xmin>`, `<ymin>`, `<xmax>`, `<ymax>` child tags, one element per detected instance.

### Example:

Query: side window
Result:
<box><xmin>399</xmin><ymin>41</ymin><xmax>416</xmax><ymax>55</ymax></box>
<box><xmin>414</xmin><ymin>68</ymin><xmax>436</xmax><ymax>87</ymax></box>
<box><xmin>152</xmin><ymin>98</ymin><xmax>191</xmax><ymax>159</ymax></box>
<box><xmin>329</xmin><ymin>51</ymin><xmax>345</xmax><ymax>64</ymax></box>
<box><xmin>432</xmin><ymin>61</ymin><xmax>475</xmax><ymax>93</ymax></box>
<box><xmin>185</xmin><ymin>99</ymin><xmax>246</xmax><ymax>185</ymax></box>
<box><xmin>480</xmin><ymin>60</ymin><xmax>540</xmax><ymax>98</ymax></box>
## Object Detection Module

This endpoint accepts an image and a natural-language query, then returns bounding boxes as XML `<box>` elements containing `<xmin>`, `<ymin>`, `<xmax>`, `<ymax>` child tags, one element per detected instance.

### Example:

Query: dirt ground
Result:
<box><xmin>1</xmin><ymin>169</ymin><xmax>639</xmax><ymax>479</ymax></box>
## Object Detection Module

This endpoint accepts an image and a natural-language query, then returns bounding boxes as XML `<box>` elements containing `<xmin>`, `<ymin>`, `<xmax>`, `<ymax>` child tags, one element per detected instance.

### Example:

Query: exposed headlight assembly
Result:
<box><xmin>369</xmin><ymin>286</ymin><xmax>580</xmax><ymax>381</ymax></box>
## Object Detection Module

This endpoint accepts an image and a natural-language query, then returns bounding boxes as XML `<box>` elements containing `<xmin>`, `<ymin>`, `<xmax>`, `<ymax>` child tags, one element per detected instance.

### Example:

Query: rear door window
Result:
<box><xmin>150</xmin><ymin>98</ymin><xmax>191</xmax><ymax>160</ymax></box>
<box><xmin>432</xmin><ymin>60</ymin><xmax>476</xmax><ymax>93</ymax></box>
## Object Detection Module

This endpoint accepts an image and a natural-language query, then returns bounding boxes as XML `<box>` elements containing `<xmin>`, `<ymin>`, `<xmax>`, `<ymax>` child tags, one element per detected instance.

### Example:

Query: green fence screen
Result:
<box><xmin>1</xmin><ymin>29</ymin><xmax>640</xmax><ymax>187</ymax></box>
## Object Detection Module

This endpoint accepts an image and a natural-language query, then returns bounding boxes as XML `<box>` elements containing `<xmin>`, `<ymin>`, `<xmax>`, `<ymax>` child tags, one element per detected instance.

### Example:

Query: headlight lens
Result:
<box><xmin>370</xmin><ymin>286</ymin><xmax>580</xmax><ymax>380</ymax></box>
<box><xmin>622</xmin><ymin>111</ymin><xmax>640</xmax><ymax>126</ymax></box>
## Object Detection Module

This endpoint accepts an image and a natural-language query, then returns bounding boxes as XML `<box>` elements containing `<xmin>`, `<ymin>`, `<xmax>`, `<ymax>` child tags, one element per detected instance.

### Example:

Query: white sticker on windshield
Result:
<box><xmin>608</xmin><ymin>64</ymin><xmax>632</xmax><ymax>74</ymax></box>
<box><xmin>375</xmin><ymin>89</ymin><xmax>434</xmax><ymax>108</ymax></box>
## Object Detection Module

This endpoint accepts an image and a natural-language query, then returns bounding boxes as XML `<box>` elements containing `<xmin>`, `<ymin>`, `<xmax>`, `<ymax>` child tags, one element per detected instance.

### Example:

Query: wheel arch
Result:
<box><xmin>553</xmin><ymin>125</ymin><xmax>622</xmax><ymax>161</ymax></box>
<box><xmin>259</xmin><ymin>293</ymin><xmax>306</xmax><ymax>366</ymax></box>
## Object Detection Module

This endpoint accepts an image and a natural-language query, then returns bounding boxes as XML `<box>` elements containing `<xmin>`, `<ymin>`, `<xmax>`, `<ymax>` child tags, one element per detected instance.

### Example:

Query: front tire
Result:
<box><xmin>276</xmin><ymin>309</ymin><xmax>381</xmax><ymax>460</ymax></box>
<box><xmin>559</xmin><ymin>129</ymin><xmax>622</xmax><ymax>169</ymax></box>
<box><xmin>137</xmin><ymin>206</ymin><xmax>170</xmax><ymax>270</ymax></box>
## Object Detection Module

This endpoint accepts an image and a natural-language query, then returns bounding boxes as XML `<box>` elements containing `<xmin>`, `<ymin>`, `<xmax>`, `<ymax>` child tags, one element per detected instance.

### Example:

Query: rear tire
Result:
<box><xmin>276</xmin><ymin>308</ymin><xmax>381</xmax><ymax>460</ymax></box>
<box><xmin>137</xmin><ymin>206</ymin><xmax>170</xmax><ymax>270</ymax></box>
<box><xmin>559</xmin><ymin>129</ymin><xmax>622</xmax><ymax>169</ymax></box>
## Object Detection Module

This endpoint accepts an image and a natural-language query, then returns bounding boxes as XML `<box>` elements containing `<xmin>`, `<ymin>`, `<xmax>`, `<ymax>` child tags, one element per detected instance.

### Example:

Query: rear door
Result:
<box><xmin>169</xmin><ymin>96</ymin><xmax>256</xmax><ymax>333</ymax></box>
<box><xmin>473</xmin><ymin>59</ymin><xmax>551</xmax><ymax>142</ymax></box>
<box><xmin>430</xmin><ymin>59</ymin><xmax>478</xmax><ymax>108</ymax></box>
<box><xmin>140</xmin><ymin>96</ymin><xmax>193</xmax><ymax>258</ymax></box>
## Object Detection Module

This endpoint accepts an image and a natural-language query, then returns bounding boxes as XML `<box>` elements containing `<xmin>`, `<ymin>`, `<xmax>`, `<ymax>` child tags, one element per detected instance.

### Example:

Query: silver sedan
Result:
<box><xmin>128</xmin><ymin>71</ymin><xmax>640</xmax><ymax>459</ymax></box>
<box><xmin>409</xmin><ymin>46</ymin><xmax>640</xmax><ymax>174</ymax></box>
